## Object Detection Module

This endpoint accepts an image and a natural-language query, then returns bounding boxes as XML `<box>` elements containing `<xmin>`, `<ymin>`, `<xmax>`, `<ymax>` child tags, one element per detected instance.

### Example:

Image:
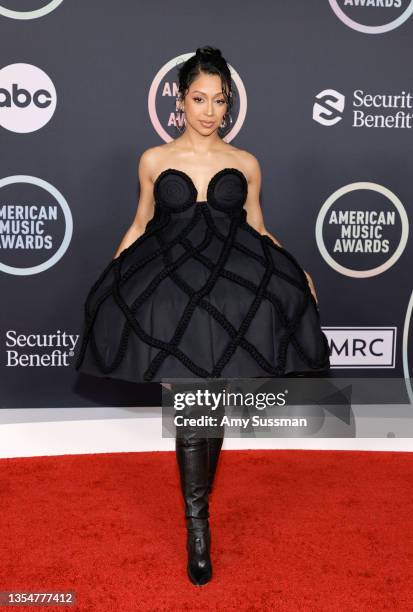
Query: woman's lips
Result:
<box><xmin>200</xmin><ymin>121</ymin><xmax>214</xmax><ymax>127</ymax></box>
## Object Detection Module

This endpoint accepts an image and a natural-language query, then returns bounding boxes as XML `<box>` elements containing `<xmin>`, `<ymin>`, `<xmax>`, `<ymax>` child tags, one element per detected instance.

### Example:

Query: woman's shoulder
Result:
<box><xmin>138</xmin><ymin>143</ymin><xmax>175</xmax><ymax>179</ymax></box>
<box><xmin>232</xmin><ymin>146</ymin><xmax>259</xmax><ymax>164</ymax></box>
<box><xmin>227</xmin><ymin>145</ymin><xmax>261</xmax><ymax>180</ymax></box>
<box><xmin>139</xmin><ymin>143</ymin><xmax>172</xmax><ymax>164</ymax></box>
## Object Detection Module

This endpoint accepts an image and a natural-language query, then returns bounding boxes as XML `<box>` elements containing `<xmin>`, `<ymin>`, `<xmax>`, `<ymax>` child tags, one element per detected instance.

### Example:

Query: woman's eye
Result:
<box><xmin>193</xmin><ymin>97</ymin><xmax>225</xmax><ymax>104</ymax></box>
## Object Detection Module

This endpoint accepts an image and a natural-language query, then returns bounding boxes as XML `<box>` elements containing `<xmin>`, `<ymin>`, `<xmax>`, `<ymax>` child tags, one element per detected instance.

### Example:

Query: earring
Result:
<box><xmin>175</xmin><ymin>102</ymin><xmax>186</xmax><ymax>134</ymax></box>
<box><xmin>219</xmin><ymin>112</ymin><xmax>233</xmax><ymax>131</ymax></box>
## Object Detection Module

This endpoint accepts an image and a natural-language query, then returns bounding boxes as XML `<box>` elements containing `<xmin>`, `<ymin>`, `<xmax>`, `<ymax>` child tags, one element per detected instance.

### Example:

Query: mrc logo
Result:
<box><xmin>323</xmin><ymin>327</ymin><xmax>397</xmax><ymax>368</ymax></box>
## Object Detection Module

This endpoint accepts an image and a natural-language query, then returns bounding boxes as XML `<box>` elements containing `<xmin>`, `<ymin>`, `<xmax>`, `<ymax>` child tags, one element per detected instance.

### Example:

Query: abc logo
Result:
<box><xmin>2</xmin><ymin>83</ymin><xmax>52</xmax><ymax>108</ymax></box>
<box><xmin>0</xmin><ymin>63</ymin><xmax>57</xmax><ymax>133</ymax></box>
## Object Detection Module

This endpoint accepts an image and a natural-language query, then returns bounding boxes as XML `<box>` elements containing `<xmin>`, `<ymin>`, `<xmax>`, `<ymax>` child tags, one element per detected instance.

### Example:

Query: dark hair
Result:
<box><xmin>176</xmin><ymin>46</ymin><xmax>234</xmax><ymax>133</ymax></box>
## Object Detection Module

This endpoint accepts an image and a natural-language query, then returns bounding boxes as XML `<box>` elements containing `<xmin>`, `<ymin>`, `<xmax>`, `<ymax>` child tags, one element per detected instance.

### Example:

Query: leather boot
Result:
<box><xmin>176</xmin><ymin>436</ymin><xmax>212</xmax><ymax>586</ymax></box>
<box><xmin>207</xmin><ymin>436</ymin><xmax>224</xmax><ymax>495</ymax></box>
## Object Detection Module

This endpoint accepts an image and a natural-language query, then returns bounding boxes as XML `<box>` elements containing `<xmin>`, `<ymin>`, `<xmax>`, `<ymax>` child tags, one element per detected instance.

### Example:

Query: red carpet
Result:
<box><xmin>0</xmin><ymin>449</ymin><xmax>412</xmax><ymax>611</ymax></box>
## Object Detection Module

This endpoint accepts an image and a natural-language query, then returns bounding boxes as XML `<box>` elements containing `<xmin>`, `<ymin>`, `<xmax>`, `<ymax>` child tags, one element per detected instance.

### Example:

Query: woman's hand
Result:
<box><xmin>304</xmin><ymin>270</ymin><xmax>318</xmax><ymax>305</ymax></box>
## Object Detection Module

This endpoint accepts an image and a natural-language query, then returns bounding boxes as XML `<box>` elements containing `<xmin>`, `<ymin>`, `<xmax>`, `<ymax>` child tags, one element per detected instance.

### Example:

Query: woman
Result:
<box><xmin>75</xmin><ymin>46</ymin><xmax>330</xmax><ymax>586</ymax></box>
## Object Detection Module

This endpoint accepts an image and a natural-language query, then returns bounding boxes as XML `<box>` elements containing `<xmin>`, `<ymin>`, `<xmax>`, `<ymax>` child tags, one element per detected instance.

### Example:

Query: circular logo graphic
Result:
<box><xmin>0</xmin><ymin>63</ymin><xmax>57</xmax><ymax>133</ymax></box>
<box><xmin>329</xmin><ymin>0</ymin><xmax>413</xmax><ymax>34</ymax></box>
<box><xmin>402</xmin><ymin>290</ymin><xmax>413</xmax><ymax>404</ymax></box>
<box><xmin>148</xmin><ymin>52</ymin><xmax>247</xmax><ymax>143</ymax></box>
<box><xmin>315</xmin><ymin>182</ymin><xmax>409</xmax><ymax>278</ymax></box>
<box><xmin>0</xmin><ymin>0</ymin><xmax>64</xmax><ymax>20</ymax></box>
<box><xmin>0</xmin><ymin>175</ymin><xmax>72</xmax><ymax>276</ymax></box>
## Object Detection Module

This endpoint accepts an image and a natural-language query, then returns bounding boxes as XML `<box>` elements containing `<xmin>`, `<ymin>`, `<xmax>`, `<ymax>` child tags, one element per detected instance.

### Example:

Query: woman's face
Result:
<box><xmin>180</xmin><ymin>72</ymin><xmax>228</xmax><ymax>134</ymax></box>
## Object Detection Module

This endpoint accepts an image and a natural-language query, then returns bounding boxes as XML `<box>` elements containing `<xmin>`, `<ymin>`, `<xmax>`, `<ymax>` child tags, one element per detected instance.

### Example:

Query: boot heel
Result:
<box><xmin>186</xmin><ymin>519</ymin><xmax>212</xmax><ymax>586</ymax></box>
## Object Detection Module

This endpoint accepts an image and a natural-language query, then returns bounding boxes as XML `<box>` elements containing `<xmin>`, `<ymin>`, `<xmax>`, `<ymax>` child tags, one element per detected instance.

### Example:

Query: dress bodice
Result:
<box><xmin>153</xmin><ymin>167</ymin><xmax>248</xmax><ymax>213</ymax></box>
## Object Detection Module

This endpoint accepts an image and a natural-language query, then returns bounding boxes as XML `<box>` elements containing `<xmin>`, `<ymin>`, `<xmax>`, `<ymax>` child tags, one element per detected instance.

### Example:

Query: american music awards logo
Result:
<box><xmin>313</xmin><ymin>88</ymin><xmax>413</xmax><ymax>129</ymax></box>
<box><xmin>148</xmin><ymin>52</ymin><xmax>247</xmax><ymax>143</ymax></box>
<box><xmin>0</xmin><ymin>0</ymin><xmax>64</xmax><ymax>20</ymax></box>
<box><xmin>328</xmin><ymin>0</ymin><xmax>413</xmax><ymax>34</ymax></box>
<box><xmin>0</xmin><ymin>176</ymin><xmax>72</xmax><ymax>276</ymax></box>
<box><xmin>315</xmin><ymin>182</ymin><xmax>409</xmax><ymax>278</ymax></box>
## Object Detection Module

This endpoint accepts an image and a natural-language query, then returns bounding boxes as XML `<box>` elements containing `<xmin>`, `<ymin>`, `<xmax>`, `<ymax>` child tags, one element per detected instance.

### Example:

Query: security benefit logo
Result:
<box><xmin>0</xmin><ymin>63</ymin><xmax>57</xmax><ymax>133</ymax></box>
<box><xmin>313</xmin><ymin>88</ymin><xmax>413</xmax><ymax>129</ymax></box>
<box><xmin>0</xmin><ymin>176</ymin><xmax>72</xmax><ymax>276</ymax></box>
<box><xmin>5</xmin><ymin>330</ymin><xmax>78</xmax><ymax>370</ymax></box>
<box><xmin>328</xmin><ymin>0</ymin><xmax>413</xmax><ymax>34</ymax></box>
<box><xmin>148</xmin><ymin>52</ymin><xmax>247</xmax><ymax>143</ymax></box>
<box><xmin>323</xmin><ymin>326</ymin><xmax>397</xmax><ymax>368</ymax></box>
<box><xmin>315</xmin><ymin>182</ymin><xmax>408</xmax><ymax>278</ymax></box>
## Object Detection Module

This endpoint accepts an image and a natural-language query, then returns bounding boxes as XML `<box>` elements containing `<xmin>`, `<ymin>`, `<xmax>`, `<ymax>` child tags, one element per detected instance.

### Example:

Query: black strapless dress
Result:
<box><xmin>74</xmin><ymin>167</ymin><xmax>330</xmax><ymax>383</ymax></box>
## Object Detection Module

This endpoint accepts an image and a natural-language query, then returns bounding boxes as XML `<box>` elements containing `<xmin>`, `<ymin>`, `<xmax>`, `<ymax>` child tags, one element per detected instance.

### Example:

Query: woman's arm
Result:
<box><xmin>243</xmin><ymin>154</ymin><xmax>283</xmax><ymax>247</ymax></box>
<box><xmin>242</xmin><ymin>152</ymin><xmax>318</xmax><ymax>305</ymax></box>
<box><xmin>112</xmin><ymin>148</ymin><xmax>157</xmax><ymax>260</ymax></box>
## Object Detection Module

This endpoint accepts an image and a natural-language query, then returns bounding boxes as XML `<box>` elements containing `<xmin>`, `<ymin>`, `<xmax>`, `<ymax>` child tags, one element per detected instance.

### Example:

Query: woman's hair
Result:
<box><xmin>176</xmin><ymin>46</ymin><xmax>234</xmax><ymax>131</ymax></box>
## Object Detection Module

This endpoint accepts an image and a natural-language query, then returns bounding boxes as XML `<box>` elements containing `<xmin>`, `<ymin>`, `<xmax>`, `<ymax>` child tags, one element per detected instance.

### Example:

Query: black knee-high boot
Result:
<box><xmin>176</xmin><ymin>435</ymin><xmax>212</xmax><ymax>586</ymax></box>
<box><xmin>207</xmin><ymin>387</ymin><xmax>226</xmax><ymax>495</ymax></box>
<box><xmin>207</xmin><ymin>436</ymin><xmax>224</xmax><ymax>495</ymax></box>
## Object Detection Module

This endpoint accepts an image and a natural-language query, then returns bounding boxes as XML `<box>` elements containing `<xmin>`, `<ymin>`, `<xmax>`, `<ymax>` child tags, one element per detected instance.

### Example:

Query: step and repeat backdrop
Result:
<box><xmin>0</xmin><ymin>0</ymin><xmax>412</xmax><ymax>408</ymax></box>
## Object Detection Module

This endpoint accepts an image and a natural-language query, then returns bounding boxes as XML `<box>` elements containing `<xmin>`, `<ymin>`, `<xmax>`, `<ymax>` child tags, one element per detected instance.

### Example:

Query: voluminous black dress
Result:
<box><xmin>74</xmin><ymin>167</ymin><xmax>330</xmax><ymax>383</ymax></box>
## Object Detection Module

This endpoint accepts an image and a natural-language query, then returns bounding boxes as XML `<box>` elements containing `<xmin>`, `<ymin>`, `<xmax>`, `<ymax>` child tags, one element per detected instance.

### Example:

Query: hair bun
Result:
<box><xmin>196</xmin><ymin>46</ymin><xmax>222</xmax><ymax>59</ymax></box>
